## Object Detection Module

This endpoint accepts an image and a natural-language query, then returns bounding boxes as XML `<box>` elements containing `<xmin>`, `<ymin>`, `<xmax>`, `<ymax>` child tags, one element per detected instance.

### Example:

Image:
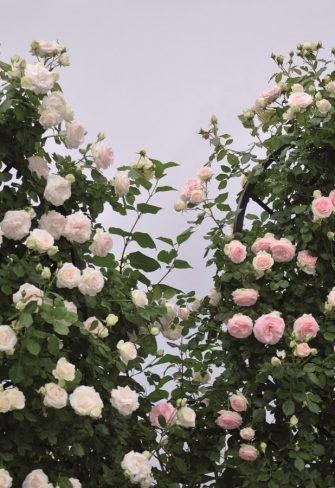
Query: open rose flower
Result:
<box><xmin>57</xmin><ymin>263</ymin><xmax>81</xmax><ymax>289</ymax></box>
<box><xmin>252</xmin><ymin>251</ymin><xmax>274</xmax><ymax>276</ymax></box>
<box><xmin>224</xmin><ymin>240</ymin><xmax>247</xmax><ymax>264</ymax></box>
<box><xmin>229</xmin><ymin>392</ymin><xmax>248</xmax><ymax>412</ymax></box>
<box><xmin>26</xmin><ymin>229</ymin><xmax>55</xmax><ymax>254</ymax></box>
<box><xmin>232</xmin><ymin>288</ymin><xmax>259</xmax><ymax>307</ymax></box>
<box><xmin>179</xmin><ymin>178</ymin><xmax>202</xmax><ymax>202</ymax></box>
<box><xmin>63</xmin><ymin>211</ymin><xmax>91</xmax><ymax>243</ymax></box>
<box><xmin>70</xmin><ymin>385</ymin><xmax>103</xmax><ymax>418</ymax></box>
<box><xmin>12</xmin><ymin>283</ymin><xmax>43</xmax><ymax>308</ymax></box>
<box><xmin>78</xmin><ymin>268</ymin><xmax>104</xmax><ymax>296</ymax></box>
<box><xmin>114</xmin><ymin>173</ymin><xmax>130</xmax><ymax>196</ymax></box>
<box><xmin>131</xmin><ymin>290</ymin><xmax>148</xmax><ymax>308</ymax></box>
<box><xmin>253</xmin><ymin>312</ymin><xmax>285</xmax><ymax>345</ymax></box>
<box><xmin>43</xmin><ymin>382</ymin><xmax>68</xmax><ymax>409</ymax></box>
<box><xmin>31</xmin><ymin>39</ymin><xmax>63</xmax><ymax>56</ymax></box>
<box><xmin>240</xmin><ymin>427</ymin><xmax>255</xmax><ymax>441</ymax></box>
<box><xmin>293</xmin><ymin>314</ymin><xmax>319</xmax><ymax>341</ymax></box>
<box><xmin>22</xmin><ymin>469</ymin><xmax>51</xmax><ymax>488</ymax></box>
<box><xmin>227</xmin><ymin>314</ymin><xmax>253</xmax><ymax>339</ymax></box>
<box><xmin>121</xmin><ymin>451</ymin><xmax>152</xmax><ymax>485</ymax></box>
<box><xmin>1</xmin><ymin>210</ymin><xmax>31</xmax><ymax>241</ymax></box>
<box><xmin>287</xmin><ymin>91</ymin><xmax>313</xmax><ymax>112</ymax></box>
<box><xmin>83</xmin><ymin>317</ymin><xmax>108</xmax><ymax>338</ymax></box>
<box><xmin>312</xmin><ymin>196</ymin><xmax>333</xmax><ymax>219</ymax></box>
<box><xmin>239</xmin><ymin>445</ymin><xmax>259</xmax><ymax>462</ymax></box>
<box><xmin>117</xmin><ymin>340</ymin><xmax>137</xmax><ymax>364</ymax></box>
<box><xmin>251</xmin><ymin>233</ymin><xmax>276</xmax><ymax>254</ymax></box>
<box><xmin>0</xmin><ymin>468</ymin><xmax>12</xmax><ymax>488</ymax></box>
<box><xmin>197</xmin><ymin>166</ymin><xmax>214</xmax><ymax>181</ymax></box>
<box><xmin>65</xmin><ymin>121</ymin><xmax>86</xmax><ymax>149</ymax></box>
<box><xmin>177</xmin><ymin>406</ymin><xmax>196</xmax><ymax>428</ymax></box>
<box><xmin>44</xmin><ymin>174</ymin><xmax>71</xmax><ymax>207</ymax></box>
<box><xmin>28</xmin><ymin>156</ymin><xmax>49</xmax><ymax>179</ymax></box>
<box><xmin>110</xmin><ymin>386</ymin><xmax>139</xmax><ymax>416</ymax></box>
<box><xmin>270</xmin><ymin>238</ymin><xmax>295</xmax><ymax>262</ymax></box>
<box><xmin>52</xmin><ymin>357</ymin><xmax>76</xmax><ymax>383</ymax></box>
<box><xmin>21</xmin><ymin>62</ymin><xmax>58</xmax><ymax>94</ymax></box>
<box><xmin>294</xmin><ymin>342</ymin><xmax>312</xmax><ymax>357</ymax></box>
<box><xmin>208</xmin><ymin>288</ymin><xmax>222</xmax><ymax>306</ymax></box>
<box><xmin>39</xmin><ymin>210</ymin><xmax>65</xmax><ymax>239</ymax></box>
<box><xmin>91</xmin><ymin>142</ymin><xmax>114</xmax><ymax>170</ymax></box>
<box><xmin>89</xmin><ymin>230</ymin><xmax>113</xmax><ymax>257</ymax></box>
<box><xmin>297</xmin><ymin>250</ymin><xmax>317</xmax><ymax>275</ymax></box>
<box><xmin>150</xmin><ymin>402</ymin><xmax>177</xmax><ymax>428</ymax></box>
<box><xmin>216</xmin><ymin>410</ymin><xmax>242</xmax><ymax>429</ymax></box>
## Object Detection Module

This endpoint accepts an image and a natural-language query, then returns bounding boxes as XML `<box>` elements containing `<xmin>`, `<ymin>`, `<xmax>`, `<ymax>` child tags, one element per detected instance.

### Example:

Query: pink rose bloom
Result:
<box><xmin>224</xmin><ymin>240</ymin><xmax>247</xmax><ymax>264</ymax></box>
<box><xmin>252</xmin><ymin>251</ymin><xmax>274</xmax><ymax>275</ymax></box>
<box><xmin>260</xmin><ymin>84</ymin><xmax>281</xmax><ymax>102</ymax></box>
<box><xmin>251</xmin><ymin>233</ymin><xmax>276</xmax><ymax>254</ymax></box>
<box><xmin>39</xmin><ymin>210</ymin><xmax>65</xmax><ymax>239</ymax></box>
<box><xmin>232</xmin><ymin>288</ymin><xmax>259</xmax><ymax>307</ymax></box>
<box><xmin>288</xmin><ymin>92</ymin><xmax>313</xmax><ymax>111</ymax></box>
<box><xmin>12</xmin><ymin>283</ymin><xmax>44</xmax><ymax>307</ymax></box>
<box><xmin>114</xmin><ymin>173</ymin><xmax>130</xmax><ymax>196</ymax></box>
<box><xmin>239</xmin><ymin>445</ymin><xmax>259</xmax><ymax>462</ymax></box>
<box><xmin>179</xmin><ymin>178</ymin><xmax>202</xmax><ymax>202</ymax></box>
<box><xmin>78</xmin><ymin>268</ymin><xmax>104</xmax><ymax>296</ymax></box>
<box><xmin>295</xmin><ymin>342</ymin><xmax>312</xmax><ymax>357</ymax></box>
<box><xmin>149</xmin><ymin>402</ymin><xmax>177</xmax><ymax>428</ymax></box>
<box><xmin>240</xmin><ymin>427</ymin><xmax>255</xmax><ymax>441</ymax></box>
<box><xmin>312</xmin><ymin>196</ymin><xmax>333</xmax><ymax>219</ymax></box>
<box><xmin>227</xmin><ymin>314</ymin><xmax>253</xmax><ymax>339</ymax></box>
<box><xmin>56</xmin><ymin>263</ymin><xmax>81</xmax><ymax>289</ymax></box>
<box><xmin>197</xmin><ymin>167</ymin><xmax>214</xmax><ymax>181</ymax></box>
<box><xmin>44</xmin><ymin>174</ymin><xmax>71</xmax><ymax>207</ymax></box>
<box><xmin>26</xmin><ymin>229</ymin><xmax>54</xmax><ymax>254</ymax></box>
<box><xmin>64</xmin><ymin>211</ymin><xmax>91</xmax><ymax>243</ymax></box>
<box><xmin>43</xmin><ymin>382</ymin><xmax>68</xmax><ymax>409</ymax></box>
<box><xmin>293</xmin><ymin>314</ymin><xmax>319</xmax><ymax>341</ymax></box>
<box><xmin>22</xmin><ymin>469</ymin><xmax>51</xmax><ymax>488</ymax></box>
<box><xmin>216</xmin><ymin>410</ymin><xmax>242</xmax><ymax>429</ymax></box>
<box><xmin>178</xmin><ymin>307</ymin><xmax>189</xmax><ymax>320</ymax></box>
<box><xmin>1</xmin><ymin>210</ymin><xmax>31</xmax><ymax>240</ymax></box>
<box><xmin>254</xmin><ymin>312</ymin><xmax>285</xmax><ymax>345</ymax></box>
<box><xmin>297</xmin><ymin>250</ymin><xmax>317</xmax><ymax>275</ymax></box>
<box><xmin>0</xmin><ymin>468</ymin><xmax>12</xmax><ymax>488</ymax></box>
<box><xmin>270</xmin><ymin>238</ymin><xmax>295</xmax><ymax>263</ymax></box>
<box><xmin>229</xmin><ymin>392</ymin><xmax>248</xmax><ymax>412</ymax></box>
<box><xmin>27</xmin><ymin>156</ymin><xmax>49</xmax><ymax>179</ymax></box>
<box><xmin>83</xmin><ymin>316</ymin><xmax>108</xmax><ymax>338</ymax></box>
<box><xmin>91</xmin><ymin>141</ymin><xmax>114</xmax><ymax>170</ymax></box>
<box><xmin>190</xmin><ymin>189</ymin><xmax>205</xmax><ymax>205</ymax></box>
<box><xmin>89</xmin><ymin>230</ymin><xmax>113</xmax><ymax>257</ymax></box>
<box><xmin>65</xmin><ymin>121</ymin><xmax>86</xmax><ymax>149</ymax></box>
<box><xmin>316</xmin><ymin>99</ymin><xmax>331</xmax><ymax>114</ymax></box>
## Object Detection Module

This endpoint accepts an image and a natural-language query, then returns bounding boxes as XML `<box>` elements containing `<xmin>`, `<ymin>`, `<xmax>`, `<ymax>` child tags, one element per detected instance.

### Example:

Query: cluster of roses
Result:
<box><xmin>173</xmin><ymin>166</ymin><xmax>214</xmax><ymax>211</ymax></box>
<box><xmin>0</xmin><ymin>467</ymin><xmax>81</xmax><ymax>488</ymax></box>
<box><xmin>216</xmin><ymin>392</ymin><xmax>259</xmax><ymax>462</ymax></box>
<box><xmin>0</xmin><ymin>384</ymin><xmax>25</xmax><ymax>414</ymax></box>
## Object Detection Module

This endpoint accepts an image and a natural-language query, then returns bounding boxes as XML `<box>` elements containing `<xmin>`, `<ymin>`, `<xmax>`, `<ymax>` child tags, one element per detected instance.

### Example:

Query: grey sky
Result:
<box><xmin>2</xmin><ymin>0</ymin><xmax>335</xmax><ymax>296</ymax></box>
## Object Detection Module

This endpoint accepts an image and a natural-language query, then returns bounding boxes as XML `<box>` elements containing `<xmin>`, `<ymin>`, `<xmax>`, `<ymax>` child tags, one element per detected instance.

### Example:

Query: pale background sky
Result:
<box><xmin>2</xmin><ymin>0</ymin><xmax>335</xmax><ymax>296</ymax></box>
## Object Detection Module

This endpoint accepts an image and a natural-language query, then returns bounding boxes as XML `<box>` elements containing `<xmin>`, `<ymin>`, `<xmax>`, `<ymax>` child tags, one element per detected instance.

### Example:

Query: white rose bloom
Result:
<box><xmin>56</xmin><ymin>263</ymin><xmax>81</xmax><ymax>289</ymax></box>
<box><xmin>70</xmin><ymin>386</ymin><xmax>103</xmax><ymax>418</ymax></box>
<box><xmin>121</xmin><ymin>451</ymin><xmax>152</xmax><ymax>485</ymax></box>
<box><xmin>0</xmin><ymin>468</ymin><xmax>13</xmax><ymax>488</ymax></box>
<box><xmin>44</xmin><ymin>174</ymin><xmax>71</xmax><ymax>207</ymax></box>
<box><xmin>65</xmin><ymin>121</ymin><xmax>86</xmax><ymax>149</ymax></box>
<box><xmin>177</xmin><ymin>406</ymin><xmax>196</xmax><ymax>428</ymax></box>
<box><xmin>5</xmin><ymin>387</ymin><xmax>25</xmax><ymax>410</ymax></box>
<box><xmin>12</xmin><ymin>283</ymin><xmax>44</xmax><ymax>307</ymax></box>
<box><xmin>22</xmin><ymin>469</ymin><xmax>51</xmax><ymax>488</ymax></box>
<box><xmin>0</xmin><ymin>326</ymin><xmax>17</xmax><ymax>352</ymax></box>
<box><xmin>78</xmin><ymin>268</ymin><xmax>104</xmax><ymax>296</ymax></box>
<box><xmin>69</xmin><ymin>479</ymin><xmax>82</xmax><ymax>488</ymax></box>
<box><xmin>114</xmin><ymin>173</ymin><xmax>130</xmax><ymax>196</ymax></box>
<box><xmin>83</xmin><ymin>317</ymin><xmax>109</xmax><ymax>338</ymax></box>
<box><xmin>110</xmin><ymin>386</ymin><xmax>139</xmax><ymax>416</ymax></box>
<box><xmin>43</xmin><ymin>383</ymin><xmax>68</xmax><ymax>409</ymax></box>
<box><xmin>63</xmin><ymin>211</ymin><xmax>91</xmax><ymax>244</ymax></box>
<box><xmin>207</xmin><ymin>288</ymin><xmax>222</xmax><ymax>306</ymax></box>
<box><xmin>21</xmin><ymin>62</ymin><xmax>58</xmax><ymax>94</ymax></box>
<box><xmin>89</xmin><ymin>230</ymin><xmax>113</xmax><ymax>257</ymax></box>
<box><xmin>28</xmin><ymin>156</ymin><xmax>50</xmax><ymax>179</ymax></box>
<box><xmin>131</xmin><ymin>290</ymin><xmax>148</xmax><ymax>308</ymax></box>
<box><xmin>0</xmin><ymin>392</ymin><xmax>11</xmax><ymax>413</ymax></box>
<box><xmin>117</xmin><ymin>340</ymin><xmax>137</xmax><ymax>364</ymax></box>
<box><xmin>39</xmin><ymin>211</ymin><xmax>66</xmax><ymax>240</ymax></box>
<box><xmin>52</xmin><ymin>357</ymin><xmax>76</xmax><ymax>383</ymax></box>
<box><xmin>26</xmin><ymin>229</ymin><xmax>55</xmax><ymax>253</ymax></box>
<box><xmin>30</xmin><ymin>39</ymin><xmax>63</xmax><ymax>57</ymax></box>
<box><xmin>1</xmin><ymin>210</ymin><xmax>31</xmax><ymax>241</ymax></box>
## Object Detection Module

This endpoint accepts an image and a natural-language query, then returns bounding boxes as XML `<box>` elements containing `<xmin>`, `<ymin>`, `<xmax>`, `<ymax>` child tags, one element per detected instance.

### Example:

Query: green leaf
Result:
<box><xmin>294</xmin><ymin>458</ymin><xmax>305</xmax><ymax>471</ymax></box>
<box><xmin>156</xmin><ymin>185</ymin><xmax>176</xmax><ymax>192</ymax></box>
<box><xmin>137</xmin><ymin>203</ymin><xmax>161</xmax><ymax>214</ymax></box>
<box><xmin>109</xmin><ymin>227</ymin><xmax>129</xmax><ymax>237</ymax></box>
<box><xmin>19</xmin><ymin>312</ymin><xmax>33</xmax><ymax>328</ymax></box>
<box><xmin>25</xmin><ymin>339</ymin><xmax>41</xmax><ymax>356</ymax></box>
<box><xmin>128</xmin><ymin>252</ymin><xmax>160</xmax><ymax>272</ymax></box>
<box><xmin>53</xmin><ymin>322</ymin><xmax>70</xmax><ymax>336</ymax></box>
<box><xmin>157</xmin><ymin>236</ymin><xmax>174</xmax><ymax>246</ymax></box>
<box><xmin>132</xmin><ymin>232</ymin><xmax>156</xmax><ymax>249</ymax></box>
<box><xmin>173</xmin><ymin>259</ymin><xmax>192</xmax><ymax>269</ymax></box>
<box><xmin>176</xmin><ymin>229</ymin><xmax>193</xmax><ymax>245</ymax></box>
<box><xmin>282</xmin><ymin>399</ymin><xmax>295</xmax><ymax>417</ymax></box>
<box><xmin>157</xmin><ymin>249</ymin><xmax>177</xmax><ymax>264</ymax></box>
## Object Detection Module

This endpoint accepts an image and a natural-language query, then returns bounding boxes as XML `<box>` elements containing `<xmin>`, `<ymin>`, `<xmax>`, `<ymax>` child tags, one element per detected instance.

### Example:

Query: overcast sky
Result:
<box><xmin>2</xmin><ymin>0</ymin><xmax>335</xmax><ymax>296</ymax></box>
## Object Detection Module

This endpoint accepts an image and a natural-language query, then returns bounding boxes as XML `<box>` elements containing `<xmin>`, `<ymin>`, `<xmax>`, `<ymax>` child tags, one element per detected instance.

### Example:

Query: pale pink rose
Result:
<box><xmin>56</xmin><ymin>263</ymin><xmax>81</xmax><ymax>289</ymax></box>
<box><xmin>179</xmin><ymin>178</ymin><xmax>202</xmax><ymax>202</ymax></box>
<box><xmin>150</xmin><ymin>402</ymin><xmax>177</xmax><ymax>427</ymax></box>
<box><xmin>70</xmin><ymin>385</ymin><xmax>103</xmax><ymax>418</ymax></box>
<box><xmin>178</xmin><ymin>307</ymin><xmax>189</xmax><ymax>319</ymax></box>
<box><xmin>251</xmin><ymin>233</ymin><xmax>276</xmax><ymax>254</ymax></box>
<box><xmin>121</xmin><ymin>451</ymin><xmax>152</xmax><ymax>485</ymax></box>
<box><xmin>316</xmin><ymin>99</ymin><xmax>331</xmax><ymax>114</ymax></box>
<box><xmin>177</xmin><ymin>406</ymin><xmax>196</xmax><ymax>428</ymax></box>
<box><xmin>114</xmin><ymin>173</ymin><xmax>130</xmax><ymax>196</ymax></box>
<box><xmin>174</xmin><ymin>199</ymin><xmax>187</xmax><ymax>211</ymax></box>
<box><xmin>78</xmin><ymin>268</ymin><xmax>104</xmax><ymax>296</ymax></box>
<box><xmin>39</xmin><ymin>210</ymin><xmax>65</xmax><ymax>239</ymax></box>
<box><xmin>239</xmin><ymin>445</ymin><xmax>258</xmax><ymax>462</ymax></box>
<box><xmin>216</xmin><ymin>410</ymin><xmax>242</xmax><ymax>429</ymax></box>
<box><xmin>43</xmin><ymin>382</ymin><xmax>68</xmax><ymax>408</ymax></box>
<box><xmin>131</xmin><ymin>290</ymin><xmax>148</xmax><ymax>308</ymax></box>
<box><xmin>227</xmin><ymin>314</ymin><xmax>253</xmax><ymax>339</ymax></box>
<box><xmin>1</xmin><ymin>210</ymin><xmax>31</xmax><ymax>240</ymax></box>
<box><xmin>89</xmin><ymin>230</ymin><xmax>113</xmax><ymax>257</ymax></box>
<box><xmin>26</xmin><ymin>229</ymin><xmax>54</xmax><ymax>253</ymax></box>
<box><xmin>297</xmin><ymin>250</ymin><xmax>317</xmax><ymax>275</ymax></box>
<box><xmin>22</xmin><ymin>469</ymin><xmax>50</xmax><ymax>488</ymax></box>
<box><xmin>39</xmin><ymin>91</ymin><xmax>71</xmax><ymax>128</ymax></box>
<box><xmin>295</xmin><ymin>342</ymin><xmax>312</xmax><ymax>357</ymax></box>
<box><xmin>326</xmin><ymin>81</ymin><xmax>335</xmax><ymax>96</ymax></box>
<box><xmin>21</xmin><ymin>62</ymin><xmax>58</xmax><ymax>94</ymax></box>
<box><xmin>288</xmin><ymin>92</ymin><xmax>313</xmax><ymax>111</ymax></box>
<box><xmin>293</xmin><ymin>314</ymin><xmax>319</xmax><ymax>341</ymax></box>
<box><xmin>69</xmin><ymin>479</ymin><xmax>82</xmax><ymax>488</ymax></box>
<box><xmin>5</xmin><ymin>387</ymin><xmax>25</xmax><ymax>410</ymax></box>
<box><xmin>260</xmin><ymin>84</ymin><xmax>281</xmax><ymax>102</ymax></box>
<box><xmin>224</xmin><ymin>240</ymin><xmax>247</xmax><ymax>264</ymax></box>
<box><xmin>60</xmin><ymin>300</ymin><xmax>78</xmax><ymax>326</ymax></box>
<box><xmin>190</xmin><ymin>188</ymin><xmax>205</xmax><ymax>205</ymax></box>
<box><xmin>91</xmin><ymin>142</ymin><xmax>114</xmax><ymax>170</ymax></box>
<box><xmin>63</xmin><ymin>211</ymin><xmax>91</xmax><ymax>243</ymax></box>
<box><xmin>240</xmin><ymin>427</ymin><xmax>255</xmax><ymax>441</ymax></box>
<box><xmin>270</xmin><ymin>238</ymin><xmax>295</xmax><ymax>263</ymax></box>
<box><xmin>44</xmin><ymin>174</ymin><xmax>71</xmax><ymax>206</ymax></box>
<box><xmin>0</xmin><ymin>326</ymin><xmax>17</xmax><ymax>352</ymax></box>
<box><xmin>197</xmin><ymin>167</ymin><xmax>214</xmax><ymax>181</ymax></box>
<box><xmin>117</xmin><ymin>340</ymin><xmax>137</xmax><ymax>364</ymax></box>
<box><xmin>229</xmin><ymin>392</ymin><xmax>248</xmax><ymax>412</ymax></box>
<box><xmin>208</xmin><ymin>288</ymin><xmax>222</xmax><ymax>306</ymax></box>
<box><xmin>52</xmin><ymin>357</ymin><xmax>76</xmax><ymax>382</ymax></box>
<box><xmin>311</xmin><ymin>196</ymin><xmax>333</xmax><ymax>219</ymax></box>
<box><xmin>327</xmin><ymin>289</ymin><xmax>335</xmax><ymax>306</ymax></box>
<box><xmin>252</xmin><ymin>251</ymin><xmax>274</xmax><ymax>275</ymax></box>
<box><xmin>232</xmin><ymin>288</ymin><xmax>259</xmax><ymax>307</ymax></box>
<box><xmin>0</xmin><ymin>393</ymin><xmax>11</xmax><ymax>413</ymax></box>
<box><xmin>254</xmin><ymin>97</ymin><xmax>266</xmax><ymax>111</ymax></box>
<box><xmin>31</xmin><ymin>39</ymin><xmax>63</xmax><ymax>56</ymax></box>
<box><xmin>110</xmin><ymin>386</ymin><xmax>139</xmax><ymax>416</ymax></box>
<box><xmin>329</xmin><ymin>190</ymin><xmax>335</xmax><ymax>207</ymax></box>
<box><xmin>12</xmin><ymin>283</ymin><xmax>43</xmax><ymax>307</ymax></box>
<box><xmin>27</xmin><ymin>156</ymin><xmax>49</xmax><ymax>179</ymax></box>
<box><xmin>83</xmin><ymin>317</ymin><xmax>108</xmax><ymax>338</ymax></box>
<box><xmin>0</xmin><ymin>468</ymin><xmax>12</xmax><ymax>488</ymax></box>
<box><xmin>253</xmin><ymin>312</ymin><xmax>285</xmax><ymax>345</ymax></box>
<box><xmin>65</xmin><ymin>121</ymin><xmax>86</xmax><ymax>149</ymax></box>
